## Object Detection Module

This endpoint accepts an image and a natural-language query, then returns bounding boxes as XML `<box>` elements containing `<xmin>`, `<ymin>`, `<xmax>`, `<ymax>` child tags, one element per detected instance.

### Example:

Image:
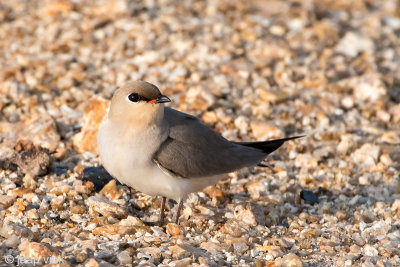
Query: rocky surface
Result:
<box><xmin>1</xmin><ymin>0</ymin><xmax>400</xmax><ymax>266</ymax></box>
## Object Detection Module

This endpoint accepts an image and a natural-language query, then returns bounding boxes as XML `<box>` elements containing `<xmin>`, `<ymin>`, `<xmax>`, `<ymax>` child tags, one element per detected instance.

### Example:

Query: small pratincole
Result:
<box><xmin>97</xmin><ymin>81</ymin><xmax>302</xmax><ymax>224</ymax></box>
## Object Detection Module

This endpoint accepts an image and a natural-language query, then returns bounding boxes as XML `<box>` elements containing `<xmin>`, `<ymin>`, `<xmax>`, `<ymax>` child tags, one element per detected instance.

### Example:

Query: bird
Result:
<box><xmin>97</xmin><ymin>81</ymin><xmax>302</xmax><ymax>225</ymax></box>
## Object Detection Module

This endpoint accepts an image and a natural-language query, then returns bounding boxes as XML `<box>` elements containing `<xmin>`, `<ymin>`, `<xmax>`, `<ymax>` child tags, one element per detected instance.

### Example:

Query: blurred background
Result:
<box><xmin>0</xmin><ymin>0</ymin><xmax>400</xmax><ymax>266</ymax></box>
<box><xmin>0</xmin><ymin>0</ymin><xmax>399</xmax><ymax>151</ymax></box>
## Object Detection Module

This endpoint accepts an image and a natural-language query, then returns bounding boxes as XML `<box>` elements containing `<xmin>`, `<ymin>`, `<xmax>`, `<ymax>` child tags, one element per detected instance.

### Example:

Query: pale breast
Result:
<box><xmin>97</xmin><ymin>120</ymin><xmax>168</xmax><ymax>185</ymax></box>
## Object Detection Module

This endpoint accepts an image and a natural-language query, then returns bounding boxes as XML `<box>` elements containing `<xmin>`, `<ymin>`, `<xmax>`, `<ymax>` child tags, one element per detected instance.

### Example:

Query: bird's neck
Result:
<box><xmin>109</xmin><ymin>105</ymin><xmax>165</xmax><ymax>131</ymax></box>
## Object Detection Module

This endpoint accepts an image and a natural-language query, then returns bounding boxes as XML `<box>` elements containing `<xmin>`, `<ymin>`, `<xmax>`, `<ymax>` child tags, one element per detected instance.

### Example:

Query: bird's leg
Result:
<box><xmin>175</xmin><ymin>199</ymin><xmax>184</xmax><ymax>224</ymax></box>
<box><xmin>159</xmin><ymin>196</ymin><xmax>166</xmax><ymax>225</ymax></box>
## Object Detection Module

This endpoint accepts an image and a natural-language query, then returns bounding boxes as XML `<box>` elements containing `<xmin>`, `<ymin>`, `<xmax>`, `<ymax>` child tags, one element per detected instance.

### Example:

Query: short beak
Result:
<box><xmin>156</xmin><ymin>94</ymin><xmax>171</xmax><ymax>104</ymax></box>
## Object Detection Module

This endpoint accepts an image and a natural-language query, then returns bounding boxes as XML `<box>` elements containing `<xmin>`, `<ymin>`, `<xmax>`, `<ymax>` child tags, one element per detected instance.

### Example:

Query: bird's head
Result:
<box><xmin>108</xmin><ymin>81</ymin><xmax>171</xmax><ymax>127</ymax></box>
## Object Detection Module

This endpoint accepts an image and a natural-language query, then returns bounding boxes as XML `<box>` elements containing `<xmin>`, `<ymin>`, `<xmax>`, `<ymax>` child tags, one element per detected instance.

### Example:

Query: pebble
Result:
<box><xmin>73</xmin><ymin>96</ymin><xmax>108</xmax><ymax>154</ymax></box>
<box><xmin>363</xmin><ymin>244</ymin><xmax>379</xmax><ymax>257</ymax></box>
<box><xmin>19</xmin><ymin>241</ymin><xmax>58</xmax><ymax>260</ymax></box>
<box><xmin>100</xmin><ymin>179</ymin><xmax>122</xmax><ymax>200</ymax></box>
<box><xmin>137</xmin><ymin>247</ymin><xmax>162</xmax><ymax>262</ymax></box>
<box><xmin>185</xmin><ymin>86</ymin><xmax>215</xmax><ymax>110</ymax></box>
<box><xmin>117</xmin><ymin>250</ymin><xmax>132</xmax><ymax>265</ymax></box>
<box><xmin>335</xmin><ymin>32</ymin><xmax>374</xmax><ymax>57</ymax></box>
<box><xmin>166</xmin><ymin>223</ymin><xmax>183</xmax><ymax>236</ymax></box>
<box><xmin>352</xmin><ymin>144</ymin><xmax>380</xmax><ymax>166</ymax></box>
<box><xmin>3</xmin><ymin>234</ymin><xmax>20</xmax><ymax>248</ymax></box>
<box><xmin>0</xmin><ymin>195</ymin><xmax>16</xmax><ymax>208</ymax></box>
<box><xmin>281</xmin><ymin>253</ymin><xmax>303</xmax><ymax>267</ymax></box>
<box><xmin>234</xmin><ymin>204</ymin><xmax>257</xmax><ymax>226</ymax></box>
<box><xmin>381</xmin><ymin>131</ymin><xmax>400</xmax><ymax>145</ymax></box>
<box><xmin>250</xmin><ymin>121</ymin><xmax>284</xmax><ymax>140</ymax></box>
<box><xmin>353</xmin><ymin>74</ymin><xmax>386</xmax><ymax>102</ymax></box>
<box><xmin>203</xmin><ymin>185</ymin><xmax>225</xmax><ymax>203</ymax></box>
<box><xmin>87</xmin><ymin>196</ymin><xmax>127</xmax><ymax>218</ymax></box>
<box><xmin>169</xmin><ymin>258</ymin><xmax>192</xmax><ymax>267</ymax></box>
<box><xmin>300</xmin><ymin>190</ymin><xmax>319</xmax><ymax>204</ymax></box>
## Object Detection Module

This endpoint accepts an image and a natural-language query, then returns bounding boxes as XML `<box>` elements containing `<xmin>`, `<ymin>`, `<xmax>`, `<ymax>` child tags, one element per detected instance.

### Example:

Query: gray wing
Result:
<box><xmin>153</xmin><ymin>107</ymin><xmax>267</xmax><ymax>178</ymax></box>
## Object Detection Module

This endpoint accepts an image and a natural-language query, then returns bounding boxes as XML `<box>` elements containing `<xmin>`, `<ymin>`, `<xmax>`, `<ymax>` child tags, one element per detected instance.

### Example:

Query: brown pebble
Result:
<box><xmin>281</xmin><ymin>253</ymin><xmax>303</xmax><ymax>267</ymax></box>
<box><xmin>73</xmin><ymin>96</ymin><xmax>108</xmax><ymax>154</ymax></box>
<box><xmin>70</xmin><ymin>205</ymin><xmax>86</xmax><ymax>214</ymax></box>
<box><xmin>336</xmin><ymin>211</ymin><xmax>347</xmax><ymax>220</ymax></box>
<box><xmin>100</xmin><ymin>180</ymin><xmax>121</xmax><ymax>200</ymax></box>
<box><xmin>166</xmin><ymin>223</ymin><xmax>183</xmax><ymax>236</ymax></box>
<box><xmin>203</xmin><ymin>185</ymin><xmax>225</xmax><ymax>203</ymax></box>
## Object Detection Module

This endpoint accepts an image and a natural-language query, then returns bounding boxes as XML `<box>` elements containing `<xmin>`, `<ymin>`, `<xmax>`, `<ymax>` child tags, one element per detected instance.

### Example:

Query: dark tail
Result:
<box><xmin>236</xmin><ymin>135</ymin><xmax>305</xmax><ymax>154</ymax></box>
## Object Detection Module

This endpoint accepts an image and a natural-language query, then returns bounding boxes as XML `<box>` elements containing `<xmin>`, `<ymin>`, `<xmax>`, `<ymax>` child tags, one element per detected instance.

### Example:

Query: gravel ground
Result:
<box><xmin>1</xmin><ymin>0</ymin><xmax>400</xmax><ymax>266</ymax></box>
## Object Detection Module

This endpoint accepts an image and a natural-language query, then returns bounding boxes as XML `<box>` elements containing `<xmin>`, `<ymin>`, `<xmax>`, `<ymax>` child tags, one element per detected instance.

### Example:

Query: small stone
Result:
<box><xmin>335</xmin><ymin>32</ymin><xmax>374</xmax><ymax>57</ymax></box>
<box><xmin>137</xmin><ymin>247</ymin><xmax>162</xmax><ymax>262</ymax></box>
<box><xmin>295</xmin><ymin>154</ymin><xmax>318</xmax><ymax>168</ymax></box>
<box><xmin>281</xmin><ymin>253</ymin><xmax>303</xmax><ymax>267</ymax></box>
<box><xmin>169</xmin><ymin>245</ymin><xmax>191</xmax><ymax>260</ymax></box>
<box><xmin>234</xmin><ymin>116</ymin><xmax>249</xmax><ymax>134</ymax></box>
<box><xmin>363</xmin><ymin>220</ymin><xmax>390</xmax><ymax>240</ymax></box>
<box><xmin>352</xmin><ymin>144</ymin><xmax>380</xmax><ymax>166</ymax></box>
<box><xmin>380</xmin><ymin>153</ymin><xmax>392</xmax><ymax>166</ymax></box>
<box><xmin>185</xmin><ymin>86</ymin><xmax>215</xmax><ymax>110</ymax></box>
<box><xmin>73</xmin><ymin>96</ymin><xmax>108</xmax><ymax>154</ymax></box>
<box><xmin>337</xmin><ymin>134</ymin><xmax>355</xmax><ymax>155</ymax></box>
<box><xmin>70</xmin><ymin>204</ymin><xmax>86</xmax><ymax>214</ymax></box>
<box><xmin>16</xmin><ymin>198</ymin><xmax>27</xmax><ymax>212</ymax></box>
<box><xmin>87</xmin><ymin>196</ymin><xmax>127</xmax><ymax>218</ymax></box>
<box><xmin>336</xmin><ymin>211</ymin><xmax>347</xmax><ymax>220</ymax></box>
<box><xmin>81</xmin><ymin>240</ymin><xmax>98</xmax><ymax>251</ymax></box>
<box><xmin>390</xmin><ymin>104</ymin><xmax>400</xmax><ymax>123</ymax></box>
<box><xmin>117</xmin><ymin>251</ymin><xmax>132</xmax><ymax>265</ymax></box>
<box><xmin>270</xmin><ymin>25</ymin><xmax>286</xmax><ymax>36</ymax></box>
<box><xmin>203</xmin><ymin>185</ymin><xmax>224</xmax><ymax>203</ymax></box>
<box><xmin>92</xmin><ymin>223</ymin><xmax>136</xmax><ymax>236</ymax></box>
<box><xmin>74</xmin><ymin>249</ymin><xmax>88</xmax><ymax>263</ymax></box>
<box><xmin>363</xmin><ymin>244</ymin><xmax>378</xmax><ymax>257</ymax></box>
<box><xmin>341</xmin><ymin>96</ymin><xmax>354</xmax><ymax>109</ymax></box>
<box><xmin>119</xmin><ymin>216</ymin><xmax>145</xmax><ymax>227</ymax></box>
<box><xmin>300</xmin><ymin>190</ymin><xmax>318</xmax><ymax>204</ymax></box>
<box><xmin>234</xmin><ymin>204</ymin><xmax>257</xmax><ymax>226</ymax></box>
<box><xmin>19</xmin><ymin>241</ymin><xmax>58</xmax><ymax>260</ymax></box>
<box><xmin>0</xmin><ymin>221</ymin><xmax>35</xmax><ymax>239</ymax></box>
<box><xmin>166</xmin><ymin>223</ymin><xmax>183</xmax><ymax>236</ymax></box>
<box><xmin>42</xmin><ymin>0</ymin><xmax>73</xmax><ymax>17</ymax></box>
<box><xmin>0</xmin><ymin>195</ymin><xmax>16</xmax><ymax>208</ymax></box>
<box><xmin>377</xmin><ymin>110</ymin><xmax>391</xmax><ymax>123</ymax></box>
<box><xmin>51</xmin><ymin>196</ymin><xmax>65</xmax><ymax>210</ymax></box>
<box><xmin>169</xmin><ymin>258</ymin><xmax>192</xmax><ymax>267</ymax></box>
<box><xmin>250</xmin><ymin>121</ymin><xmax>284</xmax><ymax>140</ymax></box>
<box><xmin>2</xmin><ymin>115</ymin><xmax>60</xmax><ymax>152</ymax></box>
<box><xmin>233</xmin><ymin>242</ymin><xmax>249</xmax><ymax>254</ymax></box>
<box><xmin>26</xmin><ymin>208</ymin><xmax>39</xmax><ymax>219</ymax></box>
<box><xmin>13</xmin><ymin>145</ymin><xmax>52</xmax><ymax>176</ymax></box>
<box><xmin>84</xmin><ymin>258</ymin><xmax>100</xmax><ymax>267</ymax></box>
<box><xmin>224</xmin><ymin>219</ymin><xmax>249</xmax><ymax>237</ymax></box>
<box><xmin>3</xmin><ymin>234</ymin><xmax>20</xmax><ymax>248</ymax></box>
<box><xmin>381</xmin><ymin>131</ymin><xmax>400</xmax><ymax>145</ymax></box>
<box><xmin>202</xmin><ymin>111</ymin><xmax>218</xmax><ymax>124</ymax></box>
<box><xmin>100</xmin><ymin>179</ymin><xmax>122</xmax><ymax>200</ymax></box>
<box><xmin>353</xmin><ymin>74</ymin><xmax>386</xmax><ymax>102</ymax></box>
<box><xmin>391</xmin><ymin>199</ymin><xmax>400</xmax><ymax>211</ymax></box>
<box><xmin>11</xmin><ymin>188</ymin><xmax>33</xmax><ymax>198</ymax></box>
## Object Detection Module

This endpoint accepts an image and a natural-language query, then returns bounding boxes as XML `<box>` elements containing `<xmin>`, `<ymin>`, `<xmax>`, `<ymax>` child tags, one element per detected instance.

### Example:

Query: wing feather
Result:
<box><xmin>153</xmin><ymin>108</ymin><xmax>266</xmax><ymax>178</ymax></box>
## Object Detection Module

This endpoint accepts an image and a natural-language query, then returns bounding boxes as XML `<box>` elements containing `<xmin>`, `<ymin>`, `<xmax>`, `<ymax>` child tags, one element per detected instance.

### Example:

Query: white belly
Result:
<box><xmin>97</xmin><ymin>120</ymin><xmax>222</xmax><ymax>201</ymax></box>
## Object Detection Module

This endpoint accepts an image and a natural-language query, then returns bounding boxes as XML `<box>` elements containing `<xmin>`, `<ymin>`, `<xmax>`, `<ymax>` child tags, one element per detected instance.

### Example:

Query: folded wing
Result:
<box><xmin>153</xmin><ymin>108</ymin><xmax>299</xmax><ymax>178</ymax></box>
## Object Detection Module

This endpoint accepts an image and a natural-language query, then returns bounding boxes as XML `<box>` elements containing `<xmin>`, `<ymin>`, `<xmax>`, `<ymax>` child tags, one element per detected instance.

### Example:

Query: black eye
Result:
<box><xmin>128</xmin><ymin>93</ymin><xmax>140</xmax><ymax>102</ymax></box>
